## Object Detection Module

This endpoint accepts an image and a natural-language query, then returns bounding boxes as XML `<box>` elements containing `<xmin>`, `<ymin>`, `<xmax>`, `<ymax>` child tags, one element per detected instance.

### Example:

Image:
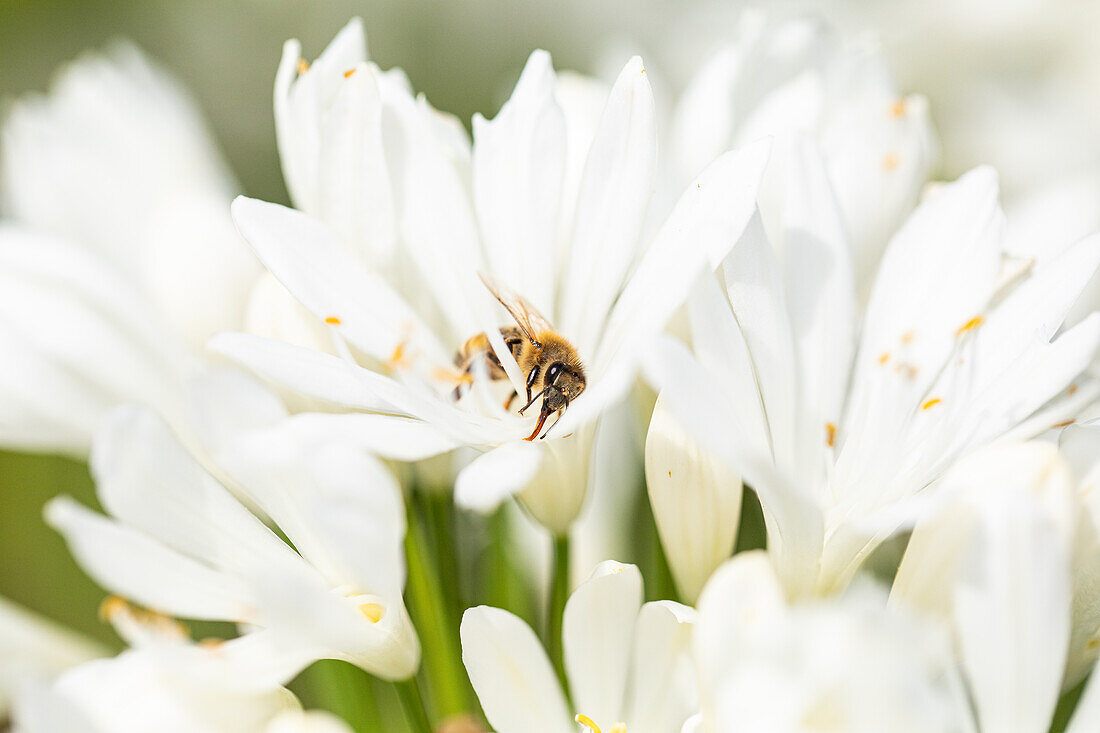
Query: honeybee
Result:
<box><xmin>453</xmin><ymin>273</ymin><xmax>586</xmax><ymax>440</ymax></box>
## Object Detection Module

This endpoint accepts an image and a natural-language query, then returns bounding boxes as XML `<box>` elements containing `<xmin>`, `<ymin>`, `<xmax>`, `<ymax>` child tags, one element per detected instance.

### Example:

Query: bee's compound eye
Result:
<box><xmin>545</xmin><ymin>361</ymin><xmax>565</xmax><ymax>385</ymax></box>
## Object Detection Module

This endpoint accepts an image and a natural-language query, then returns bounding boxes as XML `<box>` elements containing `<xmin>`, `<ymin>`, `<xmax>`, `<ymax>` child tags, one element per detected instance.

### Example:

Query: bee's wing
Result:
<box><xmin>478</xmin><ymin>271</ymin><xmax>555</xmax><ymax>345</ymax></box>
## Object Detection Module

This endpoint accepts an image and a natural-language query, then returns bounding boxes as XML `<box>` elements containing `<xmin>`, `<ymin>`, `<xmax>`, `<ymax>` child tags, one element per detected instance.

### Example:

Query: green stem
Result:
<box><xmin>548</xmin><ymin>534</ymin><xmax>571</xmax><ymax>694</ymax></box>
<box><xmin>424</xmin><ymin>490</ymin><xmax>463</xmax><ymax>621</ymax></box>
<box><xmin>306</xmin><ymin>660</ymin><xmax>379</xmax><ymax>732</ymax></box>
<box><xmin>394</xmin><ymin>678</ymin><xmax>433</xmax><ymax>733</ymax></box>
<box><xmin>404</xmin><ymin>493</ymin><xmax>469</xmax><ymax>720</ymax></box>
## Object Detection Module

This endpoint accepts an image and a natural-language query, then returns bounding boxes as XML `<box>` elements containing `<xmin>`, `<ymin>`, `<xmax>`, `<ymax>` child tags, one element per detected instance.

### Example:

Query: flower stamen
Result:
<box><xmin>955</xmin><ymin>315</ymin><xmax>983</xmax><ymax>338</ymax></box>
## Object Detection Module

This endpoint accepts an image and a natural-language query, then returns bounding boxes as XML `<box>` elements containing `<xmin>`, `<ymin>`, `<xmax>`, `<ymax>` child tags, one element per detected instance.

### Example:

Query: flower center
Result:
<box><xmin>575</xmin><ymin>714</ymin><xmax>626</xmax><ymax>733</ymax></box>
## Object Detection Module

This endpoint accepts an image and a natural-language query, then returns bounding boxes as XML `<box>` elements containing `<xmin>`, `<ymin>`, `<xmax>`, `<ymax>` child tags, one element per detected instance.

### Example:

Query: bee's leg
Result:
<box><xmin>522</xmin><ymin>365</ymin><xmax>541</xmax><ymax>408</ymax></box>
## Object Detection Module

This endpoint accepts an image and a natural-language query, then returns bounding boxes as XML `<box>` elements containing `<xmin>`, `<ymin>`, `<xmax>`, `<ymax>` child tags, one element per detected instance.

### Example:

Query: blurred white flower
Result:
<box><xmin>460</xmin><ymin>561</ymin><xmax>696</xmax><ymax>733</ymax></box>
<box><xmin>894</xmin><ymin>430</ymin><xmax>1100</xmax><ymax>690</ymax></box>
<box><xmin>644</xmin><ymin>396</ymin><xmax>741</xmax><ymax>604</ymax></box>
<box><xmin>690</xmin><ymin>552</ymin><xmax>966</xmax><ymax>733</ymax></box>
<box><xmin>44</xmin><ymin>404</ymin><xmax>419</xmax><ymax>681</ymax></box>
<box><xmin>891</xmin><ymin>439</ymin><xmax>1100</xmax><ymax>732</ymax></box>
<box><xmin>9</xmin><ymin>599</ymin><xmax>338</xmax><ymax>733</ymax></box>
<box><xmin>650</xmin><ymin>141</ymin><xmax>1100</xmax><ymax>597</ymax></box>
<box><xmin>0</xmin><ymin>43</ymin><xmax>259</xmax><ymax>456</ymax></box>
<box><xmin>668</xmin><ymin>12</ymin><xmax>937</xmax><ymax>291</ymax></box>
<box><xmin>0</xmin><ymin>598</ymin><xmax>106</xmax><ymax>719</ymax></box>
<box><xmin>211</xmin><ymin>20</ymin><xmax>769</xmax><ymax>534</ymax></box>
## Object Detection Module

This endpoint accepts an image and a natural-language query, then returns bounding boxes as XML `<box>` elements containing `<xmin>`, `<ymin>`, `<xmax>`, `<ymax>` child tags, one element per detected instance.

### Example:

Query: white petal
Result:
<box><xmin>44</xmin><ymin>497</ymin><xmax>253</xmax><ymax>621</ymax></box>
<box><xmin>473</xmin><ymin>50</ymin><xmax>565</xmax><ymax>316</ymax></box>
<box><xmin>570</xmin><ymin>139</ymin><xmax>771</xmax><ymax>439</ymax></box>
<box><xmin>209</xmin><ymin>332</ymin><xmax>520</xmax><ymax>445</ymax></box>
<box><xmin>279</xmin><ymin>413</ymin><xmax>459</xmax><ymax>462</ymax></box>
<box><xmin>949</xmin><ymin>443</ymin><xmax>1075</xmax><ymax>733</ymax></box>
<box><xmin>275</xmin><ymin>19</ymin><xmax>368</xmax><ymax>215</ymax></box>
<box><xmin>778</xmin><ymin>136</ymin><xmax>856</xmax><ymax>484</ymax></box>
<box><xmin>0</xmin><ymin>598</ymin><xmax>106</xmax><ymax>717</ymax></box>
<box><xmin>230</xmin><ymin>197</ymin><xmax>448</xmax><ymax>366</ymax></box>
<box><xmin>623</xmin><ymin>601</ymin><xmax>698</xmax><ymax>733</ymax></box>
<box><xmin>559</xmin><ymin>56</ymin><xmax>656</xmax><ymax>355</ymax></box>
<box><xmin>563</xmin><ymin>561</ymin><xmax>643</xmax><ymax>726</ymax></box>
<box><xmin>460</xmin><ymin>606</ymin><xmax>573</xmax><ymax>733</ymax></box>
<box><xmin>686</xmin><ymin>271</ymin><xmax>771</xmax><ymax>461</ymax></box>
<box><xmin>720</xmin><ymin>207</ymin><xmax>799</xmax><ymax>469</ymax></box>
<box><xmin>0</xmin><ymin>43</ymin><xmax>236</xmax><ymax>271</ymax></box>
<box><xmin>91</xmin><ymin>406</ymin><xmax>307</xmax><ymax>583</ymax></box>
<box><xmin>645</xmin><ymin>335</ymin><xmax>825</xmax><ymax>597</ymax></box>
<box><xmin>645</xmin><ymin>396</ymin><xmax>742</xmax><ymax>603</ymax></box>
<box><xmin>386</xmin><ymin>90</ymin><xmax>485</xmax><ymax>342</ymax></box>
<box><xmin>454</xmin><ymin>441</ymin><xmax>544</xmax><ymax>514</ymax></box>
<box><xmin>693</xmin><ymin>552</ymin><xmax>787</xmax><ymax>728</ymax></box>
<box><xmin>0</xmin><ymin>227</ymin><xmax>188</xmax><ymax>455</ymax></box>
<box><xmin>189</xmin><ymin>372</ymin><xmax>408</xmax><ymax>600</ymax></box>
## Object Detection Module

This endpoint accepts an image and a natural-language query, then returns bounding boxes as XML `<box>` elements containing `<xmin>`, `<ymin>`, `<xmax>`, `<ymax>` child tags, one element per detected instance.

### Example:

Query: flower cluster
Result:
<box><xmin>2</xmin><ymin>11</ymin><xmax>1100</xmax><ymax>733</ymax></box>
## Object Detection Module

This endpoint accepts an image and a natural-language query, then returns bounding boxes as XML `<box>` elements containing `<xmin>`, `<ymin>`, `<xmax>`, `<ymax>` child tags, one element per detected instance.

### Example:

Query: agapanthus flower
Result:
<box><xmin>460</xmin><ymin>561</ymin><xmax>696</xmax><ymax>733</ymax></box>
<box><xmin>892</xmin><ymin>435</ymin><xmax>1100</xmax><ymax>731</ymax></box>
<box><xmin>649</xmin><ymin>140</ymin><xmax>1100</xmax><ymax>597</ymax></box>
<box><xmin>668</xmin><ymin>11</ymin><xmax>937</xmax><ymax>289</ymax></box>
<box><xmin>44</xmin><ymin>403</ymin><xmax>418</xmax><ymax>681</ymax></box>
<box><xmin>0</xmin><ymin>43</ymin><xmax>259</xmax><ymax>455</ymax></box>
<box><xmin>688</xmin><ymin>552</ymin><xmax>967</xmax><ymax>733</ymax></box>
<box><xmin>212</xmin><ymin>20</ymin><xmax>769</xmax><ymax>533</ymax></box>
<box><xmin>10</xmin><ymin>599</ymin><xmax>351</xmax><ymax>733</ymax></box>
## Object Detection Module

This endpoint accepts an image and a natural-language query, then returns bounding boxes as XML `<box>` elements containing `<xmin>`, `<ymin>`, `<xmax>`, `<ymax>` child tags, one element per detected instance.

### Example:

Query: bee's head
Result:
<box><xmin>542</xmin><ymin>361</ymin><xmax>586</xmax><ymax>409</ymax></box>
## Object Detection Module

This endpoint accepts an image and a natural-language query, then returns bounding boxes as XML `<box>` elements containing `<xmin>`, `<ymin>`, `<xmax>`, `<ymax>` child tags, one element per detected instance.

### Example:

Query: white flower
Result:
<box><xmin>891</xmin><ymin>439</ymin><xmax>1100</xmax><ymax>732</ymax></box>
<box><xmin>9</xmin><ymin>599</ymin><xmax>346</xmax><ymax>733</ymax></box>
<box><xmin>0</xmin><ymin>597</ymin><xmax>106</xmax><ymax>718</ymax></box>
<box><xmin>43</xmin><ymin>402</ymin><xmax>419</xmax><ymax>681</ymax></box>
<box><xmin>644</xmin><ymin>396</ymin><xmax>741</xmax><ymax>603</ymax></box>
<box><xmin>668</xmin><ymin>11</ymin><xmax>937</xmax><ymax>289</ymax></box>
<box><xmin>0</xmin><ymin>43</ymin><xmax>259</xmax><ymax>455</ymax></box>
<box><xmin>690</xmin><ymin>552</ymin><xmax>966</xmax><ymax>733</ymax></box>
<box><xmin>460</xmin><ymin>561</ymin><xmax>696</xmax><ymax>733</ymax></box>
<box><xmin>649</xmin><ymin>141</ymin><xmax>1100</xmax><ymax>597</ymax></box>
<box><xmin>211</xmin><ymin>20</ymin><xmax>769</xmax><ymax>533</ymax></box>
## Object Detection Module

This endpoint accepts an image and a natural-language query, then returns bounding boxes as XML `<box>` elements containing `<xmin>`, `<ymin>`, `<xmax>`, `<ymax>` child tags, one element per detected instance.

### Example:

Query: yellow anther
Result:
<box><xmin>324</xmin><ymin>315</ymin><xmax>342</xmax><ymax>325</ymax></box>
<box><xmin>955</xmin><ymin>315</ymin><xmax>983</xmax><ymax>337</ymax></box>
<box><xmin>882</xmin><ymin>152</ymin><xmax>900</xmax><ymax>171</ymax></box>
<box><xmin>359</xmin><ymin>603</ymin><xmax>385</xmax><ymax>623</ymax></box>
<box><xmin>901</xmin><ymin>330</ymin><xmax>915</xmax><ymax>344</ymax></box>
<box><xmin>199</xmin><ymin>637</ymin><xmax>225</xmax><ymax>650</ymax></box>
<box><xmin>877</xmin><ymin>351</ymin><xmax>890</xmax><ymax>365</ymax></box>
<box><xmin>609</xmin><ymin>725</ymin><xmax>627</xmax><ymax>733</ymax></box>
<box><xmin>386</xmin><ymin>339</ymin><xmax>409</xmax><ymax>369</ymax></box>
<box><xmin>921</xmin><ymin>398</ymin><xmax>942</xmax><ymax>411</ymax></box>
<box><xmin>1069</xmin><ymin>384</ymin><xmax>1080</xmax><ymax>395</ymax></box>
<box><xmin>1052</xmin><ymin>419</ymin><xmax>1075</xmax><ymax>428</ymax></box>
<box><xmin>825</xmin><ymin>422</ymin><xmax>837</xmax><ymax>448</ymax></box>
<box><xmin>98</xmin><ymin>595</ymin><xmax>128</xmax><ymax>622</ymax></box>
<box><xmin>297</xmin><ymin>59</ymin><xmax>310</xmax><ymax>75</ymax></box>
<box><xmin>576</xmin><ymin>714</ymin><xmax>601</xmax><ymax>733</ymax></box>
<box><xmin>433</xmin><ymin>367</ymin><xmax>474</xmax><ymax>385</ymax></box>
<box><xmin>344</xmin><ymin>68</ymin><xmax>357</xmax><ymax>78</ymax></box>
<box><xmin>890</xmin><ymin>98</ymin><xmax>907</xmax><ymax>118</ymax></box>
